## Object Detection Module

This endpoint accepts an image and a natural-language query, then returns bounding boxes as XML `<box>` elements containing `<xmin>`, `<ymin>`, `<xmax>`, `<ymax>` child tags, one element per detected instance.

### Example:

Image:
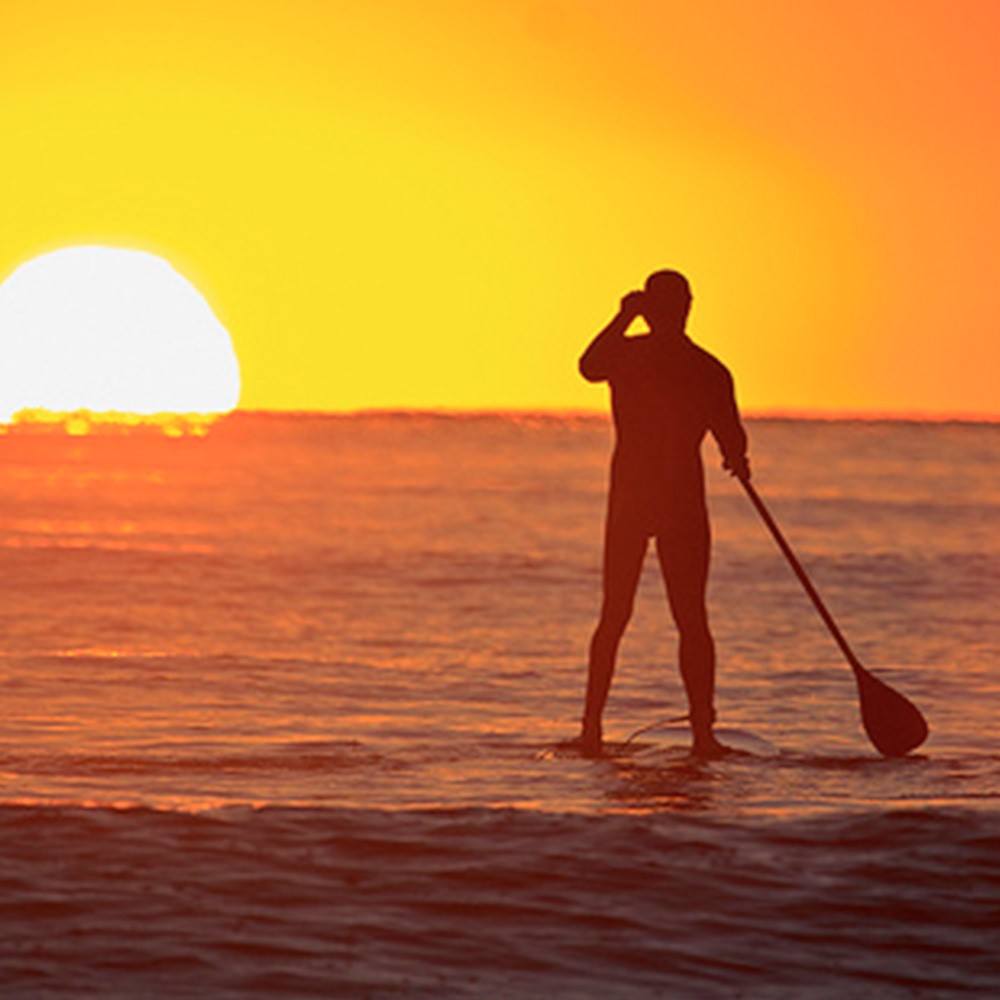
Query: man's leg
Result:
<box><xmin>655</xmin><ymin>518</ymin><xmax>725</xmax><ymax>756</ymax></box>
<box><xmin>581</xmin><ymin>515</ymin><xmax>648</xmax><ymax>753</ymax></box>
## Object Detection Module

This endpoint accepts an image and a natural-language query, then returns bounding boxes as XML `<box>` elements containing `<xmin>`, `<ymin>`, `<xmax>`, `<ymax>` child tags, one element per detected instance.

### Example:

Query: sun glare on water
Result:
<box><xmin>0</xmin><ymin>247</ymin><xmax>240</xmax><ymax>433</ymax></box>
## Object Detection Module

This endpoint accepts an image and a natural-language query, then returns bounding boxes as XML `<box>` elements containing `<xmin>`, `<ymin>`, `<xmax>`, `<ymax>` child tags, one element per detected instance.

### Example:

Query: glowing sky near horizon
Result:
<box><xmin>0</xmin><ymin>0</ymin><xmax>996</xmax><ymax>416</ymax></box>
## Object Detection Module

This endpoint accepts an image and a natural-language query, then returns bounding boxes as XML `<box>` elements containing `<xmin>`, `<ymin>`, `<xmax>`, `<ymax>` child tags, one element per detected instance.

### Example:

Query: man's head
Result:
<box><xmin>643</xmin><ymin>270</ymin><xmax>692</xmax><ymax>332</ymax></box>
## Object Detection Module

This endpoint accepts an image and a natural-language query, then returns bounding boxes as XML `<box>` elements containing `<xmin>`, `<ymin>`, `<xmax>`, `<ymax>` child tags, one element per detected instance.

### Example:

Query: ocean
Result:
<box><xmin>0</xmin><ymin>413</ymin><xmax>997</xmax><ymax>998</ymax></box>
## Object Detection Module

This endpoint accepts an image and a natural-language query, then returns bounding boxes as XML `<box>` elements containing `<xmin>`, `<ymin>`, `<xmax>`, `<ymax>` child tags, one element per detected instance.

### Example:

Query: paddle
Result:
<box><xmin>738</xmin><ymin>475</ymin><xmax>929</xmax><ymax>757</ymax></box>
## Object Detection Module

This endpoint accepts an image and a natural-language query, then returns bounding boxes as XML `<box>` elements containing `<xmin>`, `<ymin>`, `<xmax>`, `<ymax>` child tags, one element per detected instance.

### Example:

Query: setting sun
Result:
<box><xmin>0</xmin><ymin>246</ymin><xmax>240</xmax><ymax>424</ymax></box>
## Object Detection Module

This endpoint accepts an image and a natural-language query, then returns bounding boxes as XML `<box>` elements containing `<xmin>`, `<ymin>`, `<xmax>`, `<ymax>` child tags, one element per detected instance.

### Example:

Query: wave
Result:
<box><xmin>0</xmin><ymin>803</ymin><xmax>997</xmax><ymax>998</ymax></box>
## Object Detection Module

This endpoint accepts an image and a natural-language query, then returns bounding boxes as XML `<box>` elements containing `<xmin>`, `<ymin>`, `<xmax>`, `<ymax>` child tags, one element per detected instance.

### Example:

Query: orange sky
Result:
<box><xmin>0</xmin><ymin>0</ymin><xmax>997</xmax><ymax>417</ymax></box>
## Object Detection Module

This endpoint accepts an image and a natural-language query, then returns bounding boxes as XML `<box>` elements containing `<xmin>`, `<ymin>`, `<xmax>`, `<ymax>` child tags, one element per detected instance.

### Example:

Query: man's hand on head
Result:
<box><xmin>619</xmin><ymin>291</ymin><xmax>646</xmax><ymax>321</ymax></box>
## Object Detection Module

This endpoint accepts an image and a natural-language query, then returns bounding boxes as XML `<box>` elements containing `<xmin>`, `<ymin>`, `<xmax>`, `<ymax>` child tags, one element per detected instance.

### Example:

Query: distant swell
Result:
<box><xmin>0</xmin><ymin>804</ymin><xmax>997</xmax><ymax>998</ymax></box>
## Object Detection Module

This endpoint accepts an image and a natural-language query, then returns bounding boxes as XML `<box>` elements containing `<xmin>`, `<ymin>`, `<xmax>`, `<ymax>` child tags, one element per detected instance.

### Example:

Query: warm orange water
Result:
<box><xmin>0</xmin><ymin>413</ymin><xmax>996</xmax><ymax>812</ymax></box>
<box><xmin>0</xmin><ymin>414</ymin><xmax>997</xmax><ymax>997</ymax></box>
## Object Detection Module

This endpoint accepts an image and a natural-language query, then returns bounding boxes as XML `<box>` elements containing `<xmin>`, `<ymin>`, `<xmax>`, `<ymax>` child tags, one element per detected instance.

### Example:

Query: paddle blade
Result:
<box><xmin>854</xmin><ymin>665</ymin><xmax>929</xmax><ymax>757</ymax></box>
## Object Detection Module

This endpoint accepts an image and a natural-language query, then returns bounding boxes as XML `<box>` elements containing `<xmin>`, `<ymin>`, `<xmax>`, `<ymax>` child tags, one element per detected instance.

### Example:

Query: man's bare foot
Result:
<box><xmin>578</xmin><ymin>721</ymin><xmax>603</xmax><ymax>757</ymax></box>
<box><xmin>579</xmin><ymin>732</ymin><xmax>603</xmax><ymax>757</ymax></box>
<box><xmin>551</xmin><ymin>730</ymin><xmax>603</xmax><ymax>757</ymax></box>
<box><xmin>690</xmin><ymin>732</ymin><xmax>733</xmax><ymax>760</ymax></box>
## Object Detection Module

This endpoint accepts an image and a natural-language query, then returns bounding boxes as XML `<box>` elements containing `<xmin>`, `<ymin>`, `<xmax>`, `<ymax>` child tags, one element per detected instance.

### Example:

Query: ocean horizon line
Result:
<box><xmin>223</xmin><ymin>406</ymin><xmax>1000</xmax><ymax>426</ymax></box>
<box><xmin>2</xmin><ymin>407</ymin><xmax>997</xmax><ymax>436</ymax></box>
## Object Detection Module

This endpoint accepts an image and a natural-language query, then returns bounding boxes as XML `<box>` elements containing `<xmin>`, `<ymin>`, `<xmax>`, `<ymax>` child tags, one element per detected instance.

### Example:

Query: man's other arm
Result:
<box><xmin>710</xmin><ymin>368</ymin><xmax>751</xmax><ymax>481</ymax></box>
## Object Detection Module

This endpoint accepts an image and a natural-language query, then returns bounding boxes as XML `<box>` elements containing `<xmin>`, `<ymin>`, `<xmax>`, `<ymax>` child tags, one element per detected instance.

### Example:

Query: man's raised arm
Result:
<box><xmin>578</xmin><ymin>291</ymin><xmax>644</xmax><ymax>382</ymax></box>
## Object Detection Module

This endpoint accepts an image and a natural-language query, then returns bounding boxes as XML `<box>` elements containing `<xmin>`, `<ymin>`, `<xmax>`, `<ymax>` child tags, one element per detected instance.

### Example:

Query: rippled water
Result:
<box><xmin>0</xmin><ymin>414</ymin><xmax>997</xmax><ymax>996</ymax></box>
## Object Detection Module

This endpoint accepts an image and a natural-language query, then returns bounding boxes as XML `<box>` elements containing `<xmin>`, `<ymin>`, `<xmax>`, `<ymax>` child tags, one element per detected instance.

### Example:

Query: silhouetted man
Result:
<box><xmin>578</xmin><ymin>270</ymin><xmax>749</xmax><ymax>758</ymax></box>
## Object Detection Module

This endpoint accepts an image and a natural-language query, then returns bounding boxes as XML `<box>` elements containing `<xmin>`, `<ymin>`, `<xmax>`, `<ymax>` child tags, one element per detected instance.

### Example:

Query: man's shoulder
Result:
<box><xmin>609</xmin><ymin>334</ymin><xmax>734</xmax><ymax>387</ymax></box>
<box><xmin>607</xmin><ymin>334</ymin><xmax>654</xmax><ymax>365</ymax></box>
<box><xmin>684</xmin><ymin>339</ymin><xmax>734</xmax><ymax>383</ymax></box>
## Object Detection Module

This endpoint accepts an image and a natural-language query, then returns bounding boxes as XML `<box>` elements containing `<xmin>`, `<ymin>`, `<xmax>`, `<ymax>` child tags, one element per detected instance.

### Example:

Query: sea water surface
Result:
<box><xmin>0</xmin><ymin>414</ymin><xmax>997</xmax><ymax>997</ymax></box>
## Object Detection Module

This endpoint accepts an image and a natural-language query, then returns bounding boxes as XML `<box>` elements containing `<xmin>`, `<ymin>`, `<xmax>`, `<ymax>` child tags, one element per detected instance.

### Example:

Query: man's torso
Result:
<box><xmin>607</xmin><ymin>335</ymin><xmax>731</xmax><ymax>526</ymax></box>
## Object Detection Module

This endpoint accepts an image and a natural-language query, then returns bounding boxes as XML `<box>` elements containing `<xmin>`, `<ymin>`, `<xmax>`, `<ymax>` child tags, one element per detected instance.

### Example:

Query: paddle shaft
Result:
<box><xmin>739</xmin><ymin>477</ymin><xmax>862</xmax><ymax>674</ymax></box>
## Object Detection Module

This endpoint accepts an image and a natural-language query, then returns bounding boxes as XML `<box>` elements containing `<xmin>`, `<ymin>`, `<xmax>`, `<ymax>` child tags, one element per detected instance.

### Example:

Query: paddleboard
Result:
<box><xmin>628</xmin><ymin>726</ymin><xmax>781</xmax><ymax>759</ymax></box>
<box><xmin>540</xmin><ymin>727</ymin><xmax>780</xmax><ymax>761</ymax></box>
